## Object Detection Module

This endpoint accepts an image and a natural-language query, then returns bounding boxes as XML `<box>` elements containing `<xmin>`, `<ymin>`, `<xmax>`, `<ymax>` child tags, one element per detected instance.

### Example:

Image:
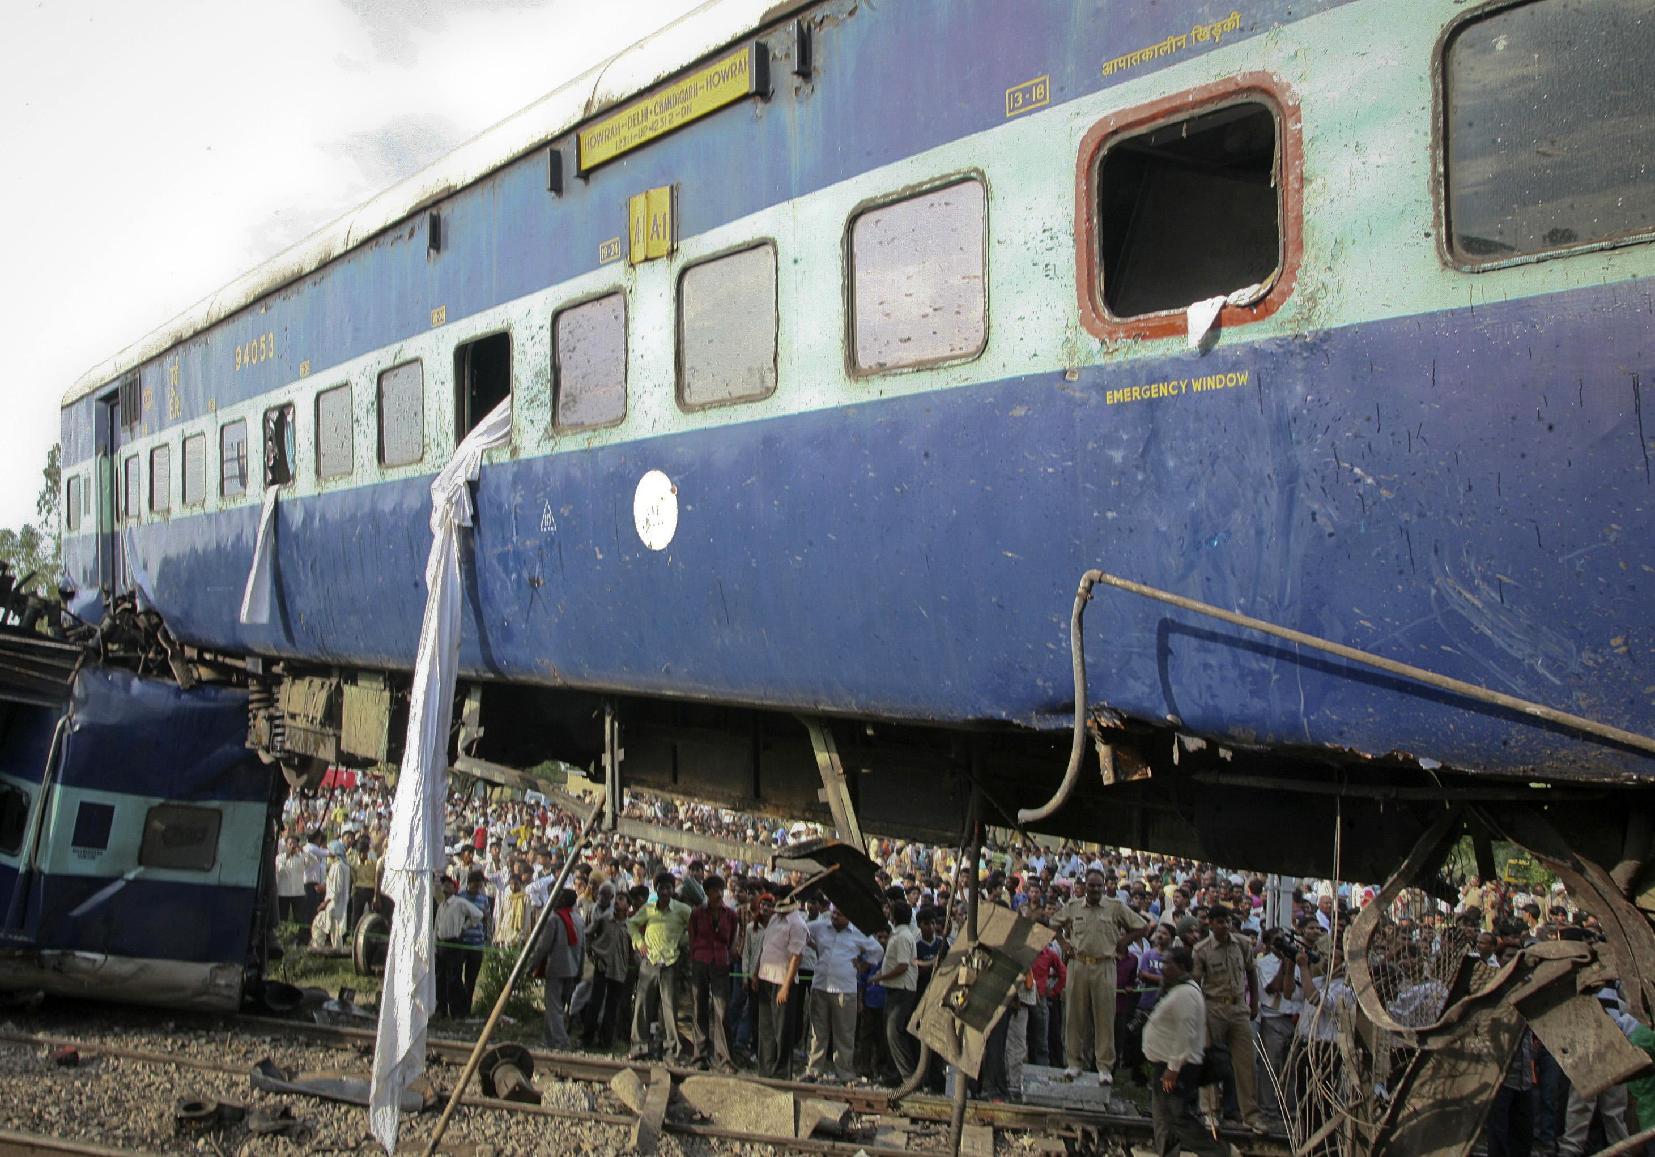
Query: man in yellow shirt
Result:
<box><xmin>626</xmin><ymin>871</ymin><xmax>693</xmax><ymax>1061</ymax></box>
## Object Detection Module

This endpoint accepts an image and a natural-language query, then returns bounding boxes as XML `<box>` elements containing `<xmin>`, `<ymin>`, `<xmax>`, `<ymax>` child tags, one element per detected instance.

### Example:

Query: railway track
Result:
<box><xmin>0</xmin><ymin>1004</ymin><xmax>1293</xmax><ymax>1155</ymax></box>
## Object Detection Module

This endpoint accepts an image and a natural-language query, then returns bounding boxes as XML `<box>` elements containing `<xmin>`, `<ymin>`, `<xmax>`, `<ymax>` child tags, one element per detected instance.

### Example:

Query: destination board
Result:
<box><xmin>578</xmin><ymin>44</ymin><xmax>765</xmax><ymax>171</ymax></box>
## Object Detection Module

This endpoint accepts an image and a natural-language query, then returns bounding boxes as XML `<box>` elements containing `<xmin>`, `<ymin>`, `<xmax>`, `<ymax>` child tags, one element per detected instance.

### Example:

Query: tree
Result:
<box><xmin>0</xmin><ymin>444</ymin><xmax>62</xmax><ymax>599</ymax></box>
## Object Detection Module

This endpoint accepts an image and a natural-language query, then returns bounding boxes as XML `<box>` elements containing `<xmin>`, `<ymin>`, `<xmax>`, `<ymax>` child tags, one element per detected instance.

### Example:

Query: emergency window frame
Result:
<box><xmin>675</xmin><ymin>240</ymin><xmax>780</xmax><ymax>412</ymax></box>
<box><xmin>149</xmin><ymin>443</ymin><xmax>171</xmax><ymax>515</ymax></box>
<box><xmin>845</xmin><ymin>173</ymin><xmax>991</xmax><ymax>378</ymax></box>
<box><xmin>1075</xmin><ymin>73</ymin><xmax>1303</xmax><ymax>344</ymax></box>
<box><xmin>377</xmin><ymin>360</ymin><xmax>426</xmax><ymax>469</ymax></box>
<box><xmin>1434</xmin><ymin>0</ymin><xmax>1655</xmax><ymax>272</ymax></box>
<box><xmin>314</xmin><ymin>383</ymin><xmax>354</xmax><ymax>481</ymax></box>
<box><xmin>220</xmin><ymin>419</ymin><xmax>250</xmax><ymax>499</ymax></box>
<box><xmin>138</xmin><ymin>803</ymin><xmax>221</xmax><ymax>872</ymax></box>
<box><xmin>552</xmin><ymin>289</ymin><xmax>629</xmax><ymax>433</ymax></box>
<box><xmin>121</xmin><ymin>455</ymin><xmax>140</xmax><ymax>523</ymax></box>
<box><xmin>181</xmin><ymin>432</ymin><xmax>208</xmax><ymax>507</ymax></box>
<box><xmin>65</xmin><ymin>476</ymin><xmax>83</xmax><ymax>532</ymax></box>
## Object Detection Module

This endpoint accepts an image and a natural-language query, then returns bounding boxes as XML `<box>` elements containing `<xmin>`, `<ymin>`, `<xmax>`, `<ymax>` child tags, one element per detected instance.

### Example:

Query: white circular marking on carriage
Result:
<box><xmin>633</xmin><ymin>469</ymin><xmax>678</xmax><ymax>551</ymax></box>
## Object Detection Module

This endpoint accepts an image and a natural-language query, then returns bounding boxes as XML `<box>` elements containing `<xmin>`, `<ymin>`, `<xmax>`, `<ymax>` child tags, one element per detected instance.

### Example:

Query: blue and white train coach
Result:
<box><xmin>7</xmin><ymin>0</ymin><xmax>1655</xmax><ymax>1007</ymax></box>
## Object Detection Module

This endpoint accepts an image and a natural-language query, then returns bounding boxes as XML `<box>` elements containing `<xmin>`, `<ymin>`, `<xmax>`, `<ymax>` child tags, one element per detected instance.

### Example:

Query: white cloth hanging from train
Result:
<box><xmin>370</xmin><ymin>398</ymin><xmax>513</xmax><ymax>1154</ymax></box>
<box><xmin>1186</xmin><ymin>280</ymin><xmax>1267</xmax><ymax>353</ymax></box>
<box><xmin>238</xmin><ymin>485</ymin><xmax>280</xmax><ymax>625</ymax></box>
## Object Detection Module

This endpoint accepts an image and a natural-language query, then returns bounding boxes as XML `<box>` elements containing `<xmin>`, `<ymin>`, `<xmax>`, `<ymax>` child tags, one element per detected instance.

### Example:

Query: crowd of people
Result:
<box><xmin>273</xmin><ymin>778</ymin><xmax>1655</xmax><ymax>1157</ymax></box>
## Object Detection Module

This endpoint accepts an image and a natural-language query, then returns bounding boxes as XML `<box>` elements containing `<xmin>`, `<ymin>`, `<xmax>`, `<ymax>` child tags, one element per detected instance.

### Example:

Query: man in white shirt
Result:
<box><xmin>1143</xmin><ymin>944</ymin><xmax>1230</xmax><ymax>1156</ymax></box>
<box><xmin>873</xmin><ymin>901</ymin><xmax>920</xmax><ymax>1080</ymax></box>
<box><xmin>756</xmin><ymin>897</ymin><xmax>809</xmax><ymax>1078</ymax></box>
<box><xmin>275</xmin><ymin>835</ymin><xmax>309</xmax><ymax>933</ymax></box>
<box><xmin>1255</xmin><ymin>931</ymin><xmax>1302</xmax><ymax>1124</ymax></box>
<box><xmin>806</xmin><ymin>906</ymin><xmax>882</xmax><ymax>1081</ymax></box>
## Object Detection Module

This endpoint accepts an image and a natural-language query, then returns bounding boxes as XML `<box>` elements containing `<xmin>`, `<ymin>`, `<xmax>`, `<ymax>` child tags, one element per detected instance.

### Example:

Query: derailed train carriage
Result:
<box><xmin>6</xmin><ymin>0</ymin><xmax>1655</xmax><ymax>1053</ymax></box>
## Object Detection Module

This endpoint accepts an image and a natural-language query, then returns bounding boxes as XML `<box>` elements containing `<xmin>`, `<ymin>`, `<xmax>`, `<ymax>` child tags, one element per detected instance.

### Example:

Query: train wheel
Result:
<box><xmin>353</xmin><ymin>912</ymin><xmax>388</xmax><ymax>977</ymax></box>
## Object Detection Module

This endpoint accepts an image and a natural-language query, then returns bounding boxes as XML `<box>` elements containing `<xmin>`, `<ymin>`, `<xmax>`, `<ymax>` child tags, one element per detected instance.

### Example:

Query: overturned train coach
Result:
<box><xmin>11</xmin><ymin>0</ymin><xmax>1655</xmax><ymax>1010</ymax></box>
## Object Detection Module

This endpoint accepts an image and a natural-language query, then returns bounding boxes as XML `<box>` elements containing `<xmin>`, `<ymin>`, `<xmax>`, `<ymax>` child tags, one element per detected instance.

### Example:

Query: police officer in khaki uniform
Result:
<box><xmin>1053</xmin><ymin>867</ymin><xmax>1149</xmax><ymax>1084</ymax></box>
<box><xmin>1193</xmin><ymin>904</ymin><xmax>1267</xmax><ymax>1133</ymax></box>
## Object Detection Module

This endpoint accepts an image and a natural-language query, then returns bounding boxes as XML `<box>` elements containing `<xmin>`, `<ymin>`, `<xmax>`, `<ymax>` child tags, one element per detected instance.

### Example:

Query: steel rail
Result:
<box><xmin>0</xmin><ymin>1130</ymin><xmax>161</xmax><ymax>1157</ymax></box>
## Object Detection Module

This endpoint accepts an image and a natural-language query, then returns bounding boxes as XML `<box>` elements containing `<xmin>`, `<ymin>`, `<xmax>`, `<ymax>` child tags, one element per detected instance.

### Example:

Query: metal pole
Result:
<box><xmin>947</xmin><ymin>781</ymin><xmax>984</xmax><ymax>1155</ymax></box>
<box><xmin>422</xmin><ymin>798</ymin><xmax>605</xmax><ymax>1156</ymax></box>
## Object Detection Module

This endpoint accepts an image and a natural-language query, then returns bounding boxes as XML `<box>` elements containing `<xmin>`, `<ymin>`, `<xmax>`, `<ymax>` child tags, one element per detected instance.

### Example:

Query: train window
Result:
<box><xmin>553</xmin><ymin>293</ymin><xmax>626</xmax><ymax>430</ymax></box>
<box><xmin>0</xmin><ymin>783</ymin><xmax>26</xmax><ymax>855</ymax></box>
<box><xmin>315</xmin><ymin>384</ymin><xmax>353</xmax><ymax>480</ymax></box>
<box><xmin>71</xmin><ymin>800</ymin><xmax>114</xmax><ymax>852</ymax></box>
<box><xmin>1444</xmin><ymin>0</ymin><xmax>1655</xmax><ymax>266</ymax></box>
<box><xmin>182</xmin><ymin>434</ymin><xmax>207</xmax><ymax>507</ymax></box>
<box><xmin>1096</xmin><ymin>101</ymin><xmax>1280</xmax><ymax>319</ymax></box>
<box><xmin>220</xmin><ymin>420</ymin><xmax>249</xmax><ymax>498</ymax></box>
<box><xmin>65</xmin><ymin>477</ymin><xmax>82</xmax><ymax>532</ymax></box>
<box><xmin>455</xmin><ymin>332</ymin><xmax>512</xmax><ymax>441</ymax></box>
<box><xmin>122</xmin><ymin>456</ymin><xmax>140</xmax><ymax>523</ymax></box>
<box><xmin>149</xmin><ymin>444</ymin><xmax>171</xmax><ymax>514</ymax></box>
<box><xmin>119</xmin><ymin>375</ymin><xmax>140</xmax><ymax>431</ymax></box>
<box><xmin>850</xmin><ymin>179</ymin><xmax>988</xmax><ymax>373</ymax></box>
<box><xmin>263</xmin><ymin>403</ymin><xmax>296</xmax><ymax>488</ymax></box>
<box><xmin>138</xmin><ymin>804</ymin><xmax>221</xmax><ymax>872</ymax></box>
<box><xmin>677</xmin><ymin>243</ymin><xmax>778</xmax><ymax>409</ymax></box>
<box><xmin>378</xmin><ymin>361</ymin><xmax>425</xmax><ymax>467</ymax></box>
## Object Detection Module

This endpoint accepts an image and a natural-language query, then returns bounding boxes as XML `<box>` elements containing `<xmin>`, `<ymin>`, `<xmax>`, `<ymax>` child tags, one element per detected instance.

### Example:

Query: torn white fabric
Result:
<box><xmin>1185</xmin><ymin>281</ymin><xmax>1269</xmax><ymax>352</ymax></box>
<box><xmin>370</xmin><ymin>399</ymin><xmax>513</xmax><ymax>1154</ymax></box>
<box><xmin>239</xmin><ymin>485</ymin><xmax>280</xmax><ymax>625</ymax></box>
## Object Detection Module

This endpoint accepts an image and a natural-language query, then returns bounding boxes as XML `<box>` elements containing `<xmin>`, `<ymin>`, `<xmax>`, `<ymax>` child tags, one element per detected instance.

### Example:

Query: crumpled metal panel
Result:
<box><xmin>0</xmin><ymin>951</ymin><xmax>242</xmax><ymax>1011</ymax></box>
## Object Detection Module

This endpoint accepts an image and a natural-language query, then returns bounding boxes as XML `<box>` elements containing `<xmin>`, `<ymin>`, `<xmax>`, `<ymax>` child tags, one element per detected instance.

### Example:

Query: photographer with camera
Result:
<box><xmin>1256</xmin><ymin>928</ymin><xmax>1303</xmax><ymax>1124</ymax></box>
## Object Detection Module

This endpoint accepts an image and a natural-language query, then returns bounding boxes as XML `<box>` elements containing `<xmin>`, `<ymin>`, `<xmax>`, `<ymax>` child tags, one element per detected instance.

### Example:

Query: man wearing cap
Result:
<box><xmin>757</xmin><ymin>891</ymin><xmax>811</xmax><ymax>1077</ymax></box>
<box><xmin>1193</xmin><ymin>905</ymin><xmax>1266</xmax><ymax>1133</ymax></box>
<box><xmin>1054</xmin><ymin>868</ymin><xmax>1150</xmax><ymax>1084</ymax></box>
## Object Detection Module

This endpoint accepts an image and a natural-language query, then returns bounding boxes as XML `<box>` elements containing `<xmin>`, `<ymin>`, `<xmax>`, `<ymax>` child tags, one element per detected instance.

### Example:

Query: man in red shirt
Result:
<box><xmin>687</xmin><ymin>874</ymin><xmax>740</xmax><ymax>1072</ymax></box>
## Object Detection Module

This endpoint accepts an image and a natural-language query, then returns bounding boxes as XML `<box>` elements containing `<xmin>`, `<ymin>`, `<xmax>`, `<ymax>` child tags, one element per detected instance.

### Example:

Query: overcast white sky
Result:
<box><xmin>0</xmin><ymin>0</ymin><xmax>703</xmax><ymax>534</ymax></box>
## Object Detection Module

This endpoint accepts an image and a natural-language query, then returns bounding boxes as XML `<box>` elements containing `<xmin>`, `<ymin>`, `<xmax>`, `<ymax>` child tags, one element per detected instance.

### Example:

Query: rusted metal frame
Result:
<box><xmin>801</xmin><ymin>715</ymin><xmax>864</xmax><ymax>850</ymax></box>
<box><xmin>1477</xmin><ymin>805</ymin><xmax>1655</xmax><ymax>1023</ymax></box>
<box><xmin>1074</xmin><ymin>72</ymin><xmax>1306</xmax><ymax>344</ymax></box>
<box><xmin>423</xmin><ymin>797</ymin><xmax>606</xmax><ymax>1156</ymax></box>
<box><xmin>528</xmin><ymin>780</ymin><xmax>779</xmax><ymax>864</ymax></box>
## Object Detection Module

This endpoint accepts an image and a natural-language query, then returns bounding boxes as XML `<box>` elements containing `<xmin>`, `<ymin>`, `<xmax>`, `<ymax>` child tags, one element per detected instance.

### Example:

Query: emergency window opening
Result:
<box><xmin>1096</xmin><ymin>101</ymin><xmax>1281</xmax><ymax>320</ymax></box>
<box><xmin>0</xmin><ymin>783</ymin><xmax>27</xmax><ymax>855</ymax></box>
<box><xmin>263</xmin><ymin>403</ymin><xmax>295</xmax><ymax>488</ymax></box>
<box><xmin>455</xmin><ymin>332</ymin><xmax>512</xmax><ymax>441</ymax></box>
<box><xmin>71</xmin><ymin>800</ymin><xmax>115</xmax><ymax>851</ymax></box>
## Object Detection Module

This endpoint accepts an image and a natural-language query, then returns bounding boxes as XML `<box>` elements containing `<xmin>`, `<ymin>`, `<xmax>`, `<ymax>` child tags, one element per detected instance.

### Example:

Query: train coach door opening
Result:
<box><xmin>95</xmin><ymin>387</ymin><xmax>126</xmax><ymax>598</ymax></box>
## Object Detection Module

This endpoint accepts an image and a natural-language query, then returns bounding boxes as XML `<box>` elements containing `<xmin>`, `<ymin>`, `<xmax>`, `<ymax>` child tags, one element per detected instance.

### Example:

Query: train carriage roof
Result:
<box><xmin>63</xmin><ymin>0</ymin><xmax>807</xmax><ymax>409</ymax></box>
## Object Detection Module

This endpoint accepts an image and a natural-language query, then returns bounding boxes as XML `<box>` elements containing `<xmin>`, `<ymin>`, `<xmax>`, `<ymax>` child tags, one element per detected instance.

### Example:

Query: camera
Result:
<box><xmin>1277</xmin><ymin>929</ymin><xmax>1321</xmax><ymax>966</ymax></box>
